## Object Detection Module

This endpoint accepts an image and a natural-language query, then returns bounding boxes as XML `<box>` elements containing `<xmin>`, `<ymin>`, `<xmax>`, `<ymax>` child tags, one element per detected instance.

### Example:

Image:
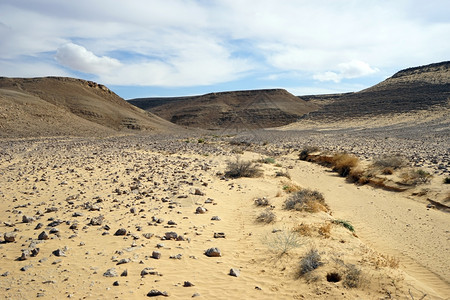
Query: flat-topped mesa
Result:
<box><xmin>130</xmin><ymin>88</ymin><xmax>318</xmax><ymax>129</ymax></box>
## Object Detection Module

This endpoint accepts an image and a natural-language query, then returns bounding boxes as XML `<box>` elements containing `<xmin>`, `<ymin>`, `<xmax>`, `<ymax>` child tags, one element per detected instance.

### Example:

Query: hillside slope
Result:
<box><xmin>302</xmin><ymin>61</ymin><xmax>450</xmax><ymax>120</ymax></box>
<box><xmin>0</xmin><ymin>77</ymin><xmax>177</xmax><ymax>137</ymax></box>
<box><xmin>130</xmin><ymin>89</ymin><xmax>318</xmax><ymax>129</ymax></box>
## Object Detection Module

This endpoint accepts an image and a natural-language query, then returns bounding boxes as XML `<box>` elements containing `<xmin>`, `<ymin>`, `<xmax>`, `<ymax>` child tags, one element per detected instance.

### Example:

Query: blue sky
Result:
<box><xmin>1</xmin><ymin>0</ymin><xmax>449</xmax><ymax>99</ymax></box>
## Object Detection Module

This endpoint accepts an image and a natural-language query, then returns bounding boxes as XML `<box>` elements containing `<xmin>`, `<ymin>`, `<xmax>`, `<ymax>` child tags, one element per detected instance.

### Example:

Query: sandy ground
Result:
<box><xmin>0</xmin><ymin>136</ymin><xmax>449</xmax><ymax>299</ymax></box>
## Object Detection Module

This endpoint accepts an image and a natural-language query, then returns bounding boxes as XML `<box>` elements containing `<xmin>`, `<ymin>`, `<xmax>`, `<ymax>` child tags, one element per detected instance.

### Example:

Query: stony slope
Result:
<box><xmin>302</xmin><ymin>61</ymin><xmax>450</xmax><ymax>120</ymax></box>
<box><xmin>129</xmin><ymin>89</ymin><xmax>318</xmax><ymax>129</ymax></box>
<box><xmin>0</xmin><ymin>77</ymin><xmax>177</xmax><ymax>137</ymax></box>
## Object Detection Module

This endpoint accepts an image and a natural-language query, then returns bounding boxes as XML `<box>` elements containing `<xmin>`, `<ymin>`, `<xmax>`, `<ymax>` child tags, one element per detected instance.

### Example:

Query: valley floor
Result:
<box><xmin>0</xmin><ymin>135</ymin><xmax>448</xmax><ymax>299</ymax></box>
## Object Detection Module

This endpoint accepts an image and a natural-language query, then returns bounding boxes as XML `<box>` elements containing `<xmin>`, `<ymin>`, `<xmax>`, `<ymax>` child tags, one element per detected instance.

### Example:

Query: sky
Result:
<box><xmin>0</xmin><ymin>0</ymin><xmax>449</xmax><ymax>99</ymax></box>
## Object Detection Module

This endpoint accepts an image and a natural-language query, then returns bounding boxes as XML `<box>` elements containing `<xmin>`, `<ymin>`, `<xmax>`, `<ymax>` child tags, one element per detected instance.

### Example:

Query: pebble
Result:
<box><xmin>204</xmin><ymin>247</ymin><xmax>221</xmax><ymax>257</ymax></box>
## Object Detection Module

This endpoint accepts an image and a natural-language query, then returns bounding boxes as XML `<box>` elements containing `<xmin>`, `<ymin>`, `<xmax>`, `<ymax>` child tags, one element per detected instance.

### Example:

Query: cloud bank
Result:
<box><xmin>0</xmin><ymin>0</ymin><xmax>449</xmax><ymax>96</ymax></box>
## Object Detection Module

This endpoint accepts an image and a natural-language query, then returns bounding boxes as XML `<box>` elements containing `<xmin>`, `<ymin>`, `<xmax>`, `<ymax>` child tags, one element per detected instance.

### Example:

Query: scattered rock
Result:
<box><xmin>183</xmin><ymin>281</ymin><xmax>194</xmax><ymax>287</ymax></box>
<box><xmin>89</xmin><ymin>215</ymin><xmax>104</xmax><ymax>226</ymax></box>
<box><xmin>52</xmin><ymin>249</ymin><xmax>66</xmax><ymax>257</ymax></box>
<box><xmin>211</xmin><ymin>216</ymin><xmax>221</xmax><ymax>221</ymax></box>
<box><xmin>194</xmin><ymin>189</ymin><xmax>204</xmax><ymax>196</ymax></box>
<box><xmin>143</xmin><ymin>233</ymin><xmax>154</xmax><ymax>239</ymax></box>
<box><xmin>229</xmin><ymin>268</ymin><xmax>240</xmax><ymax>277</ymax></box>
<box><xmin>114</xmin><ymin>228</ymin><xmax>128</xmax><ymax>236</ymax></box>
<box><xmin>113</xmin><ymin>281</ymin><xmax>120</xmax><ymax>286</ymax></box>
<box><xmin>151</xmin><ymin>251</ymin><xmax>161</xmax><ymax>259</ymax></box>
<box><xmin>214</xmin><ymin>232</ymin><xmax>226</xmax><ymax>238</ymax></box>
<box><xmin>120</xmin><ymin>269</ymin><xmax>128</xmax><ymax>277</ymax></box>
<box><xmin>20</xmin><ymin>264</ymin><xmax>32</xmax><ymax>271</ymax></box>
<box><xmin>195</xmin><ymin>207</ymin><xmax>207</xmax><ymax>214</ymax></box>
<box><xmin>4</xmin><ymin>232</ymin><xmax>16</xmax><ymax>243</ymax></box>
<box><xmin>103</xmin><ymin>268</ymin><xmax>118</xmax><ymax>277</ymax></box>
<box><xmin>204</xmin><ymin>247</ymin><xmax>221</xmax><ymax>257</ymax></box>
<box><xmin>147</xmin><ymin>290</ymin><xmax>168</xmax><ymax>297</ymax></box>
<box><xmin>141</xmin><ymin>267</ymin><xmax>157</xmax><ymax>276</ymax></box>
<box><xmin>22</xmin><ymin>215</ymin><xmax>35</xmax><ymax>223</ymax></box>
<box><xmin>164</xmin><ymin>232</ymin><xmax>178</xmax><ymax>240</ymax></box>
<box><xmin>116</xmin><ymin>258</ymin><xmax>131</xmax><ymax>265</ymax></box>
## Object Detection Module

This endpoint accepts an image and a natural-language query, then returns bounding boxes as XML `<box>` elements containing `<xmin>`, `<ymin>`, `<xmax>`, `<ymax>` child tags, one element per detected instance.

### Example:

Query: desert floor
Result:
<box><xmin>0</xmin><ymin>134</ymin><xmax>449</xmax><ymax>299</ymax></box>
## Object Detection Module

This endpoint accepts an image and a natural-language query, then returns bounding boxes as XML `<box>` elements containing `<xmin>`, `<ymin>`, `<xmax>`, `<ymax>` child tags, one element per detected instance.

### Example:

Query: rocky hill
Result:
<box><xmin>302</xmin><ymin>61</ymin><xmax>450</xmax><ymax>120</ymax></box>
<box><xmin>129</xmin><ymin>89</ymin><xmax>318</xmax><ymax>129</ymax></box>
<box><xmin>0</xmin><ymin>77</ymin><xmax>177</xmax><ymax>137</ymax></box>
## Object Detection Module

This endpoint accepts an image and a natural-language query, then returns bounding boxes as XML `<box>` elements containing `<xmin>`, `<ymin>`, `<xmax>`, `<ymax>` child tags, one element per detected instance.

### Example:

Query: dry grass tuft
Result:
<box><xmin>318</xmin><ymin>223</ymin><xmax>332</xmax><ymax>238</ymax></box>
<box><xmin>282</xmin><ymin>181</ymin><xmax>301</xmax><ymax>193</ymax></box>
<box><xmin>299</xmin><ymin>248</ymin><xmax>323</xmax><ymax>276</ymax></box>
<box><xmin>254</xmin><ymin>197</ymin><xmax>270</xmax><ymax>207</ymax></box>
<box><xmin>332</xmin><ymin>153</ymin><xmax>360</xmax><ymax>177</ymax></box>
<box><xmin>400</xmin><ymin>169</ymin><xmax>432</xmax><ymax>185</ymax></box>
<box><xmin>293</xmin><ymin>223</ymin><xmax>314</xmax><ymax>236</ymax></box>
<box><xmin>224</xmin><ymin>158</ymin><xmax>263</xmax><ymax>178</ymax></box>
<box><xmin>373</xmin><ymin>154</ymin><xmax>407</xmax><ymax>170</ymax></box>
<box><xmin>284</xmin><ymin>189</ymin><xmax>328</xmax><ymax>213</ymax></box>
<box><xmin>256</xmin><ymin>209</ymin><xmax>276</xmax><ymax>224</ymax></box>
<box><xmin>263</xmin><ymin>229</ymin><xmax>303</xmax><ymax>255</ymax></box>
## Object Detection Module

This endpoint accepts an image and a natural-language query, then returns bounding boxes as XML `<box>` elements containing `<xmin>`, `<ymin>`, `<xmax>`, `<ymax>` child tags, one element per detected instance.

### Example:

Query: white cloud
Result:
<box><xmin>0</xmin><ymin>0</ymin><xmax>449</xmax><ymax>92</ymax></box>
<box><xmin>55</xmin><ymin>43</ymin><xmax>121</xmax><ymax>74</ymax></box>
<box><xmin>314</xmin><ymin>60</ymin><xmax>378</xmax><ymax>82</ymax></box>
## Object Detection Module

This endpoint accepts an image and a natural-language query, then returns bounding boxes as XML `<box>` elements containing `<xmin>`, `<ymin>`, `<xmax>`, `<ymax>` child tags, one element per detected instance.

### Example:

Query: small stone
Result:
<box><xmin>211</xmin><ymin>216</ymin><xmax>221</xmax><ymax>221</ymax></box>
<box><xmin>204</xmin><ymin>247</ymin><xmax>221</xmax><ymax>257</ymax></box>
<box><xmin>229</xmin><ymin>268</ymin><xmax>240</xmax><ymax>277</ymax></box>
<box><xmin>1</xmin><ymin>271</ymin><xmax>10</xmax><ymax>277</ymax></box>
<box><xmin>183</xmin><ymin>281</ymin><xmax>194</xmax><ymax>287</ymax></box>
<box><xmin>89</xmin><ymin>215</ymin><xmax>104</xmax><ymax>226</ymax></box>
<box><xmin>167</xmin><ymin>220</ymin><xmax>177</xmax><ymax>225</ymax></box>
<box><xmin>152</xmin><ymin>251</ymin><xmax>161</xmax><ymax>259</ymax></box>
<box><xmin>38</xmin><ymin>231</ymin><xmax>49</xmax><ymax>240</ymax></box>
<box><xmin>214</xmin><ymin>232</ymin><xmax>226</xmax><ymax>239</ymax></box>
<box><xmin>169</xmin><ymin>254</ymin><xmax>182</xmax><ymax>259</ymax></box>
<box><xmin>143</xmin><ymin>233</ymin><xmax>154</xmax><ymax>239</ymax></box>
<box><xmin>116</xmin><ymin>258</ymin><xmax>131</xmax><ymax>265</ymax></box>
<box><xmin>120</xmin><ymin>269</ymin><xmax>128</xmax><ymax>277</ymax></box>
<box><xmin>20</xmin><ymin>264</ymin><xmax>32</xmax><ymax>271</ymax></box>
<box><xmin>52</xmin><ymin>249</ymin><xmax>66</xmax><ymax>257</ymax></box>
<box><xmin>156</xmin><ymin>243</ymin><xmax>164</xmax><ymax>248</ymax></box>
<box><xmin>114</xmin><ymin>228</ymin><xmax>127</xmax><ymax>236</ymax></box>
<box><xmin>194</xmin><ymin>189</ymin><xmax>204</xmax><ymax>196</ymax></box>
<box><xmin>147</xmin><ymin>290</ymin><xmax>168</xmax><ymax>297</ymax></box>
<box><xmin>34</xmin><ymin>223</ymin><xmax>44</xmax><ymax>230</ymax></box>
<box><xmin>141</xmin><ymin>267</ymin><xmax>156</xmax><ymax>276</ymax></box>
<box><xmin>113</xmin><ymin>281</ymin><xmax>119</xmax><ymax>286</ymax></box>
<box><xmin>103</xmin><ymin>268</ymin><xmax>118</xmax><ymax>277</ymax></box>
<box><xmin>19</xmin><ymin>249</ymin><xmax>30</xmax><ymax>261</ymax></box>
<box><xmin>164</xmin><ymin>232</ymin><xmax>178</xmax><ymax>240</ymax></box>
<box><xmin>69</xmin><ymin>223</ymin><xmax>78</xmax><ymax>230</ymax></box>
<box><xmin>22</xmin><ymin>215</ymin><xmax>35</xmax><ymax>223</ymax></box>
<box><xmin>192</xmin><ymin>293</ymin><xmax>201</xmax><ymax>297</ymax></box>
<box><xmin>4</xmin><ymin>232</ymin><xmax>16</xmax><ymax>243</ymax></box>
<box><xmin>195</xmin><ymin>207</ymin><xmax>207</xmax><ymax>214</ymax></box>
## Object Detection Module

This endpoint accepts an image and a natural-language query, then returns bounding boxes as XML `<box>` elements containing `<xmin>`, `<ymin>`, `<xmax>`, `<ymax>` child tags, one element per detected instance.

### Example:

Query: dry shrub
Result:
<box><xmin>276</xmin><ymin>171</ymin><xmax>291</xmax><ymax>179</ymax></box>
<box><xmin>332</xmin><ymin>153</ymin><xmax>359</xmax><ymax>177</ymax></box>
<box><xmin>263</xmin><ymin>229</ymin><xmax>302</xmax><ymax>255</ymax></box>
<box><xmin>347</xmin><ymin>167</ymin><xmax>366</xmax><ymax>183</ymax></box>
<box><xmin>373</xmin><ymin>154</ymin><xmax>407</xmax><ymax>169</ymax></box>
<box><xmin>284</xmin><ymin>189</ymin><xmax>328</xmax><ymax>213</ymax></box>
<box><xmin>254</xmin><ymin>197</ymin><xmax>270</xmax><ymax>207</ymax></box>
<box><xmin>293</xmin><ymin>223</ymin><xmax>313</xmax><ymax>236</ymax></box>
<box><xmin>225</xmin><ymin>158</ymin><xmax>263</xmax><ymax>178</ymax></box>
<box><xmin>400</xmin><ymin>169</ymin><xmax>432</xmax><ymax>185</ymax></box>
<box><xmin>299</xmin><ymin>146</ymin><xmax>320</xmax><ymax>160</ymax></box>
<box><xmin>299</xmin><ymin>248</ymin><xmax>323</xmax><ymax>276</ymax></box>
<box><xmin>343</xmin><ymin>264</ymin><xmax>362</xmax><ymax>288</ymax></box>
<box><xmin>318</xmin><ymin>223</ymin><xmax>332</xmax><ymax>238</ymax></box>
<box><xmin>256</xmin><ymin>209</ymin><xmax>276</xmax><ymax>224</ymax></box>
<box><xmin>282</xmin><ymin>181</ymin><xmax>301</xmax><ymax>193</ymax></box>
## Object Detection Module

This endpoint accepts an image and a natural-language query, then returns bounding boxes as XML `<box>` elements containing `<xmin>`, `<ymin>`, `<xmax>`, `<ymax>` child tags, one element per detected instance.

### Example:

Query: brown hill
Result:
<box><xmin>301</xmin><ymin>61</ymin><xmax>450</xmax><ymax>120</ymax></box>
<box><xmin>0</xmin><ymin>77</ymin><xmax>177</xmax><ymax>137</ymax></box>
<box><xmin>129</xmin><ymin>89</ymin><xmax>318</xmax><ymax>129</ymax></box>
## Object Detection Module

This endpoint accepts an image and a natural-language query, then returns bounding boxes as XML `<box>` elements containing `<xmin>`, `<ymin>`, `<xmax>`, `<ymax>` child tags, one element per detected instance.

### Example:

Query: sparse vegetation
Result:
<box><xmin>333</xmin><ymin>219</ymin><xmax>355</xmax><ymax>232</ymax></box>
<box><xmin>259</xmin><ymin>157</ymin><xmax>275</xmax><ymax>164</ymax></box>
<box><xmin>299</xmin><ymin>146</ymin><xmax>320</xmax><ymax>160</ymax></box>
<box><xmin>299</xmin><ymin>248</ymin><xmax>323</xmax><ymax>275</ymax></box>
<box><xmin>400</xmin><ymin>169</ymin><xmax>432</xmax><ymax>185</ymax></box>
<box><xmin>263</xmin><ymin>229</ymin><xmax>302</xmax><ymax>255</ymax></box>
<box><xmin>373</xmin><ymin>154</ymin><xmax>407</xmax><ymax>170</ymax></box>
<box><xmin>284</xmin><ymin>189</ymin><xmax>328</xmax><ymax>213</ymax></box>
<box><xmin>224</xmin><ymin>158</ymin><xmax>263</xmax><ymax>178</ymax></box>
<box><xmin>332</xmin><ymin>153</ymin><xmax>360</xmax><ymax>177</ymax></box>
<box><xmin>256</xmin><ymin>209</ymin><xmax>276</xmax><ymax>224</ymax></box>
<box><xmin>254</xmin><ymin>197</ymin><xmax>270</xmax><ymax>207</ymax></box>
<box><xmin>282</xmin><ymin>181</ymin><xmax>301</xmax><ymax>193</ymax></box>
<box><xmin>293</xmin><ymin>223</ymin><xmax>313</xmax><ymax>236</ymax></box>
<box><xmin>275</xmin><ymin>170</ymin><xmax>291</xmax><ymax>179</ymax></box>
<box><xmin>343</xmin><ymin>264</ymin><xmax>362</xmax><ymax>288</ymax></box>
<box><xmin>318</xmin><ymin>223</ymin><xmax>332</xmax><ymax>238</ymax></box>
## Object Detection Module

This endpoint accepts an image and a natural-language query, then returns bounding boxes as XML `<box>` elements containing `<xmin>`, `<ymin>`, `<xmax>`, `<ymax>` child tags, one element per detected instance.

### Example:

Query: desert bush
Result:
<box><xmin>332</xmin><ymin>219</ymin><xmax>355</xmax><ymax>232</ymax></box>
<box><xmin>275</xmin><ymin>171</ymin><xmax>291</xmax><ymax>179</ymax></box>
<box><xmin>299</xmin><ymin>248</ymin><xmax>323</xmax><ymax>275</ymax></box>
<box><xmin>293</xmin><ymin>223</ymin><xmax>313</xmax><ymax>236</ymax></box>
<box><xmin>263</xmin><ymin>229</ymin><xmax>302</xmax><ymax>255</ymax></box>
<box><xmin>259</xmin><ymin>157</ymin><xmax>275</xmax><ymax>164</ymax></box>
<box><xmin>373</xmin><ymin>154</ymin><xmax>407</xmax><ymax>169</ymax></box>
<box><xmin>343</xmin><ymin>264</ymin><xmax>362</xmax><ymax>288</ymax></box>
<box><xmin>284</xmin><ymin>189</ymin><xmax>328</xmax><ymax>213</ymax></box>
<box><xmin>256</xmin><ymin>209</ymin><xmax>276</xmax><ymax>224</ymax></box>
<box><xmin>254</xmin><ymin>197</ymin><xmax>270</xmax><ymax>207</ymax></box>
<box><xmin>400</xmin><ymin>169</ymin><xmax>432</xmax><ymax>185</ymax></box>
<box><xmin>224</xmin><ymin>158</ymin><xmax>263</xmax><ymax>178</ymax></box>
<box><xmin>332</xmin><ymin>153</ymin><xmax>359</xmax><ymax>177</ymax></box>
<box><xmin>282</xmin><ymin>182</ymin><xmax>301</xmax><ymax>193</ymax></box>
<box><xmin>299</xmin><ymin>146</ymin><xmax>320</xmax><ymax>161</ymax></box>
<box><xmin>318</xmin><ymin>223</ymin><xmax>332</xmax><ymax>238</ymax></box>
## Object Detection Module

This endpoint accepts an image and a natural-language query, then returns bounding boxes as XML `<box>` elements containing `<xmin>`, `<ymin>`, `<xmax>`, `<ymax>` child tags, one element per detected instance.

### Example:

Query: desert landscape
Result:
<box><xmin>0</xmin><ymin>61</ymin><xmax>449</xmax><ymax>300</ymax></box>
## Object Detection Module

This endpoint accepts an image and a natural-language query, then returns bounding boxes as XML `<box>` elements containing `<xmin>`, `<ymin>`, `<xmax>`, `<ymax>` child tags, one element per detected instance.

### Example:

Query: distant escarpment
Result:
<box><xmin>129</xmin><ymin>89</ymin><xmax>318</xmax><ymax>129</ymax></box>
<box><xmin>301</xmin><ymin>61</ymin><xmax>450</xmax><ymax>120</ymax></box>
